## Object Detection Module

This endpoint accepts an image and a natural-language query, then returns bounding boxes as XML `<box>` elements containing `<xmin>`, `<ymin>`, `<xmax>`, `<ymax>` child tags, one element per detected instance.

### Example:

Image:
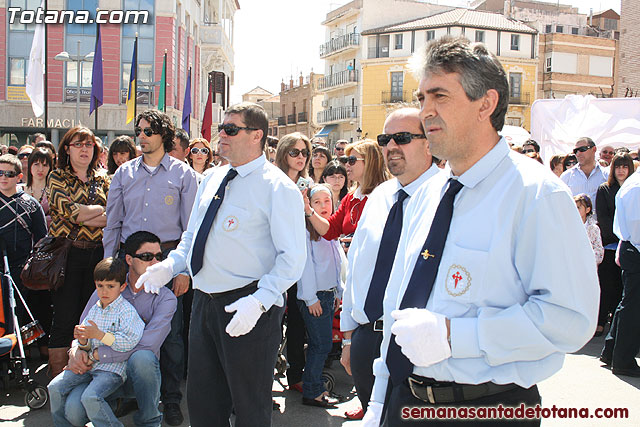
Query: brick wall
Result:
<box><xmin>101</xmin><ymin>24</ymin><xmax>121</xmax><ymax>105</ymax></box>
<box><xmin>618</xmin><ymin>0</ymin><xmax>640</xmax><ymax>94</ymax></box>
<box><xmin>47</xmin><ymin>24</ymin><xmax>64</xmax><ymax>103</ymax></box>
<box><xmin>155</xmin><ymin>17</ymin><xmax>175</xmax><ymax>109</ymax></box>
<box><xmin>0</xmin><ymin>8</ymin><xmax>5</xmax><ymax>101</ymax></box>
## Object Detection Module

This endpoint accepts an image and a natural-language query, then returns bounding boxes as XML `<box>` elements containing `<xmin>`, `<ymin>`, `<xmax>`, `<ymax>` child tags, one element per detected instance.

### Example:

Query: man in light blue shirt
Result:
<box><xmin>600</xmin><ymin>161</ymin><xmax>640</xmax><ymax>377</ymax></box>
<box><xmin>363</xmin><ymin>37</ymin><xmax>599</xmax><ymax>426</ymax></box>
<box><xmin>560</xmin><ymin>137</ymin><xmax>609</xmax><ymax>218</ymax></box>
<box><xmin>138</xmin><ymin>102</ymin><xmax>306</xmax><ymax>427</ymax></box>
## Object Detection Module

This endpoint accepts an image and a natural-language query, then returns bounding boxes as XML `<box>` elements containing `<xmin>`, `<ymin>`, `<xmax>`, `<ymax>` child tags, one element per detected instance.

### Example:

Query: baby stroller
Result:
<box><xmin>0</xmin><ymin>241</ymin><xmax>49</xmax><ymax>409</ymax></box>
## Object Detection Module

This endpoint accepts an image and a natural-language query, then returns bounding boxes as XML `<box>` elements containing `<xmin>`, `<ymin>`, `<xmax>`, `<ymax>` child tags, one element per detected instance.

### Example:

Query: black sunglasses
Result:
<box><xmin>134</xmin><ymin>127</ymin><xmax>155</xmax><ymax>137</ymax></box>
<box><xmin>377</xmin><ymin>132</ymin><xmax>426</xmax><ymax>146</ymax></box>
<box><xmin>18</xmin><ymin>152</ymin><xmax>31</xmax><ymax>159</ymax></box>
<box><xmin>338</xmin><ymin>155</ymin><xmax>364</xmax><ymax>166</ymax></box>
<box><xmin>565</xmin><ymin>161</ymin><xmax>577</xmax><ymax>167</ymax></box>
<box><xmin>522</xmin><ymin>148</ymin><xmax>536</xmax><ymax>154</ymax></box>
<box><xmin>573</xmin><ymin>145</ymin><xmax>595</xmax><ymax>154</ymax></box>
<box><xmin>288</xmin><ymin>148</ymin><xmax>310</xmax><ymax>158</ymax></box>
<box><xmin>0</xmin><ymin>170</ymin><xmax>19</xmax><ymax>178</ymax></box>
<box><xmin>218</xmin><ymin>123</ymin><xmax>259</xmax><ymax>136</ymax></box>
<box><xmin>132</xmin><ymin>252</ymin><xmax>164</xmax><ymax>262</ymax></box>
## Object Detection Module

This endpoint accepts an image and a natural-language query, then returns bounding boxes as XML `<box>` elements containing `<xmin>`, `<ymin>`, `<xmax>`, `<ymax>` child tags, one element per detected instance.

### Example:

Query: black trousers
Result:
<box><xmin>597</xmin><ymin>250</ymin><xmax>623</xmax><ymax>327</ymax></box>
<box><xmin>285</xmin><ymin>284</ymin><xmax>305</xmax><ymax>385</ymax></box>
<box><xmin>187</xmin><ymin>287</ymin><xmax>284</xmax><ymax>427</ymax></box>
<box><xmin>49</xmin><ymin>245</ymin><xmax>103</xmax><ymax>348</ymax></box>
<box><xmin>351</xmin><ymin>323</ymin><xmax>383</xmax><ymax>411</ymax></box>
<box><xmin>384</xmin><ymin>381</ymin><xmax>541</xmax><ymax>426</ymax></box>
<box><xmin>602</xmin><ymin>241</ymin><xmax>640</xmax><ymax>368</ymax></box>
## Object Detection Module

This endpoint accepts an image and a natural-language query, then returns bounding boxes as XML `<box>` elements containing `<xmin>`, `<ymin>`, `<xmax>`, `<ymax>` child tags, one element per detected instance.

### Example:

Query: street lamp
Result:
<box><xmin>54</xmin><ymin>40</ymin><xmax>94</xmax><ymax>126</ymax></box>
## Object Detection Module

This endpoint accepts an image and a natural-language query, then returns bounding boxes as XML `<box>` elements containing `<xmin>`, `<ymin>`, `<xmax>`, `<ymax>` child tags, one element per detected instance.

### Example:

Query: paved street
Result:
<box><xmin>1</xmin><ymin>334</ymin><xmax>638</xmax><ymax>426</ymax></box>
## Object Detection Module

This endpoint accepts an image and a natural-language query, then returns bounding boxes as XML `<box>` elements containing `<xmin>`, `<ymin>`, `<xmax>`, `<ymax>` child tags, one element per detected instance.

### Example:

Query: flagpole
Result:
<box><xmin>134</xmin><ymin>33</ymin><xmax>138</xmax><ymax>122</ymax></box>
<box><xmin>95</xmin><ymin>19</ymin><xmax>99</xmax><ymax>132</ymax></box>
<box><xmin>163</xmin><ymin>51</ymin><xmax>167</xmax><ymax>112</ymax></box>
<box><xmin>44</xmin><ymin>0</ymin><xmax>48</xmax><ymax>137</ymax></box>
<box><xmin>188</xmin><ymin>66</ymin><xmax>191</xmax><ymax>132</ymax></box>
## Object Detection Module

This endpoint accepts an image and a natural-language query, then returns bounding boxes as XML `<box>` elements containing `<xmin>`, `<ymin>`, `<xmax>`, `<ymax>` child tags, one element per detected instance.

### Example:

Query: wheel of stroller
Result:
<box><xmin>322</xmin><ymin>371</ymin><xmax>335</xmax><ymax>393</ymax></box>
<box><xmin>275</xmin><ymin>354</ymin><xmax>287</xmax><ymax>377</ymax></box>
<box><xmin>25</xmin><ymin>385</ymin><xmax>48</xmax><ymax>409</ymax></box>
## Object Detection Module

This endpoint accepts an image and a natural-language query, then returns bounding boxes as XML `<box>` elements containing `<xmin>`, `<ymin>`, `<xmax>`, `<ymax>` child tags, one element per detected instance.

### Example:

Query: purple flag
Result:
<box><xmin>89</xmin><ymin>24</ymin><xmax>103</xmax><ymax>115</ymax></box>
<box><xmin>182</xmin><ymin>69</ymin><xmax>192</xmax><ymax>135</ymax></box>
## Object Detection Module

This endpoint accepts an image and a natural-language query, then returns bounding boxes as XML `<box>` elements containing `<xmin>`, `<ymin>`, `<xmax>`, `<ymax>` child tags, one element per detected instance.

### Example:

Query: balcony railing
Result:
<box><xmin>277</xmin><ymin>116</ymin><xmax>286</xmax><ymax>126</ymax></box>
<box><xmin>320</xmin><ymin>33</ymin><xmax>360</xmax><ymax>58</ymax></box>
<box><xmin>317</xmin><ymin>106</ymin><xmax>358</xmax><ymax>124</ymax></box>
<box><xmin>509</xmin><ymin>92</ymin><xmax>531</xmax><ymax>105</ymax></box>
<box><xmin>319</xmin><ymin>70</ymin><xmax>359</xmax><ymax>90</ymax></box>
<box><xmin>381</xmin><ymin>90</ymin><xmax>413</xmax><ymax>104</ymax></box>
<box><xmin>298</xmin><ymin>111</ymin><xmax>308</xmax><ymax>122</ymax></box>
<box><xmin>287</xmin><ymin>114</ymin><xmax>296</xmax><ymax>124</ymax></box>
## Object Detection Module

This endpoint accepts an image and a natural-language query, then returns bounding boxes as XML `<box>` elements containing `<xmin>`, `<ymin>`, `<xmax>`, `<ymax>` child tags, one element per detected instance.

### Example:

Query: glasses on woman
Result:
<box><xmin>338</xmin><ymin>155</ymin><xmax>364</xmax><ymax>166</ymax></box>
<box><xmin>134</xmin><ymin>127</ymin><xmax>155</xmax><ymax>137</ymax></box>
<box><xmin>288</xmin><ymin>148</ymin><xmax>310</xmax><ymax>158</ymax></box>
<box><xmin>69</xmin><ymin>141</ymin><xmax>95</xmax><ymax>149</ymax></box>
<box><xmin>132</xmin><ymin>252</ymin><xmax>164</xmax><ymax>262</ymax></box>
<box><xmin>190</xmin><ymin>147</ymin><xmax>210</xmax><ymax>155</ymax></box>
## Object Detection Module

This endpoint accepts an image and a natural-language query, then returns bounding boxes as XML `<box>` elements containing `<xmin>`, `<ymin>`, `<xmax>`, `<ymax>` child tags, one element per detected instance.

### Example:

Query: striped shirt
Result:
<box><xmin>47</xmin><ymin>166</ymin><xmax>110</xmax><ymax>242</ymax></box>
<box><xmin>72</xmin><ymin>294</ymin><xmax>144</xmax><ymax>379</ymax></box>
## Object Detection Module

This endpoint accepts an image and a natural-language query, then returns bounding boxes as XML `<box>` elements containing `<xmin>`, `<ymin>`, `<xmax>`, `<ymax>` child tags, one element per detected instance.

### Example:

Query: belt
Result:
<box><xmin>203</xmin><ymin>281</ymin><xmax>259</xmax><ymax>299</ymax></box>
<box><xmin>363</xmin><ymin>319</ymin><xmax>383</xmax><ymax>332</ymax></box>
<box><xmin>69</xmin><ymin>240</ymin><xmax>102</xmax><ymax>249</ymax></box>
<box><xmin>407</xmin><ymin>376</ymin><xmax>519</xmax><ymax>404</ymax></box>
<box><xmin>160</xmin><ymin>240</ymin><xmax>180</xmax><ymax>252</ymax></box>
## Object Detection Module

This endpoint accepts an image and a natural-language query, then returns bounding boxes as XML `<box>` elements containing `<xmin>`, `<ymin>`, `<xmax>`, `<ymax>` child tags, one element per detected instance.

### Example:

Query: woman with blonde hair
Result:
<box><xmin>305</xmin><ymin>139</ymin><xmax>390</xmax><ymax>243</ymax></box>
<box><xmin>187</xmin><ymin>138</ymin><xmax>214</xmax><ymax>175</ymax></box>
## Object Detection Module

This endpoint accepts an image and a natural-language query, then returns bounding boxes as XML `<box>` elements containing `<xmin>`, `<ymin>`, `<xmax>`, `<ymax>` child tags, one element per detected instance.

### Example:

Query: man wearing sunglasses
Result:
<box><xmin>560</xmin><ymin>137</ymin><xmax>609</xmax><ymax>219</ymax></box>
<box><xmin>65</xmin><ymin>231</ymin><xmax>177</xmax><ymax>426</ymax></box>
<box><xmin>137</xmin><ymin>102</ymin><xmax>306</xmax><ymax>427</ymax></box>
<box><xmin>334</xmin><ymin>139</ymin><xmax>348</xmax><ymax>158</ymax></box>
<box><xmin>598</xmin><ymin>145</ymin><xmax>615</xmax><ymax>166</ymax></box>
<box><xmin>339</xmin><ymin>108</ymin><xmax>441</xmax><ymax>420</ymax></box>
<box><xmin>103</xmin><ymin>109</ymin><xmax>198</xmax><ymax>426</ymax></box>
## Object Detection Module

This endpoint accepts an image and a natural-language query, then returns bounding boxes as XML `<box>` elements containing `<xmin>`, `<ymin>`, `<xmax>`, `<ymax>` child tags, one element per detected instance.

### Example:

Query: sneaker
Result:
<box><xmin>345</xmin><ymin>406</ymin><xmax>364</xmax><ymax>420</ymax></box>
<box><xmin>163</xmin><ymin>402</ymin><xmax>184</xmax><ymax>426</ymax></box>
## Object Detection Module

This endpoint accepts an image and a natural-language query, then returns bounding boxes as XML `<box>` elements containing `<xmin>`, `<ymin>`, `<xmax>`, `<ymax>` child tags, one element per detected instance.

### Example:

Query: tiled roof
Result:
<box><xmin>362</xmin><ymin>8</ymin><xmax>537</xmax><ymax>35</ymax></box>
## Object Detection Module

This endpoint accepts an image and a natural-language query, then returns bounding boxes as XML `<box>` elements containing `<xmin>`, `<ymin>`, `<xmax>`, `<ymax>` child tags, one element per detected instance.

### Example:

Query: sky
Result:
<box><xmin>230</xmin><ymin>0</ymin><xmax>621</xmax><ymax>103</ymax></box>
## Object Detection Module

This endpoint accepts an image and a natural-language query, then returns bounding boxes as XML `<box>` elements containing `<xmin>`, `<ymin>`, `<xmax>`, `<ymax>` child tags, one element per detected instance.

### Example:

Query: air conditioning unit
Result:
<box><xmin>321</xmin><ymin>100</ymin><xmax>329</xmax><ymax>107</ymax></box>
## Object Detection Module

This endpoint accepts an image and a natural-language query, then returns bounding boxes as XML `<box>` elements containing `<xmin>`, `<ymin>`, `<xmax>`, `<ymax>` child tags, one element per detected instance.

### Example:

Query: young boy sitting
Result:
<box><xmin>48</xmin><ymin>257</ymin><xmax>145</xmax><ymax>427</ymax></box>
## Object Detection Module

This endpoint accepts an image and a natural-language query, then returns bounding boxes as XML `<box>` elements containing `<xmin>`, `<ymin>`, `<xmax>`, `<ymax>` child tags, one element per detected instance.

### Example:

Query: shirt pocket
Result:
<box><xmin>216</xmin><ymin>203</ymin><xmax>249</xmax><ymax>234</ymax></box>
<box><xmin>436</xmin><ymin>244</ymin><xmax>489</xmax><ymax>305</ymax></box>
<box><xmin>152</xmin><ymin>184</ymin><xmax>180</xmax><ymax>211</ymax></box>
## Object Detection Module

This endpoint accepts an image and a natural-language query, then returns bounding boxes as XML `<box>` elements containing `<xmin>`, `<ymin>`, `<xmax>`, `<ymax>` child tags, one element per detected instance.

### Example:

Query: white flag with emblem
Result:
<box><xmin>25</xmin><ymin>1</ymin><xmax>46</xmax><ymax>118</ymax></box>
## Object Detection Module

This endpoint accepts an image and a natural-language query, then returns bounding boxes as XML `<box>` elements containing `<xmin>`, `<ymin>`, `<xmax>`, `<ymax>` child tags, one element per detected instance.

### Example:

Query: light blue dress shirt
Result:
<box><xmin>167</xmin><ymin>155</ymin><xmax>307</xmax><ymax>310</ymax></box>
<box><xmin>372</xmin><ymin>138</ymin><xmax>600</xmax><ymax>403</ymax></box>
<box><xmin>297</xmin><ymin>230</ymin><xmax>344</xmax><ymax>306</ymax></box>
<box><xmin>613</xmin><ymin>169</ymin><xmax>640</xmax><ymax>251</ymax></box>
<box><xmin>560</xmin><ymin>163</ymin><xmax>608</xmax><ymax>218</ymax></box>
<box><xmin>341</xmin><ymin>164</ymin><xmax>442</xmax><ymax>332</ymax></box>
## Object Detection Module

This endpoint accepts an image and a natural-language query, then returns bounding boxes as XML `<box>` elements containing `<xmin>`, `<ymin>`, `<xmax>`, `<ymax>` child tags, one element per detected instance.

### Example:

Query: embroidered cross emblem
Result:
<box><xmin>452</xmin><ymin>271</ymin><xmax>462</xmax><ymax>288</ymax></box>
<box><xmin>421</xmin><ymin>249</ymin><xmax>435</xmax><ymax>260</ymax></box>
<box><xmin>227</xmin><ymin>219</ymin><xmax>235</xmax><ymax>227</ymax></box>
<box><xmin>214</xmin><ymin>195</ymin><xmax>220</xmax><ymax>200</ymax></box>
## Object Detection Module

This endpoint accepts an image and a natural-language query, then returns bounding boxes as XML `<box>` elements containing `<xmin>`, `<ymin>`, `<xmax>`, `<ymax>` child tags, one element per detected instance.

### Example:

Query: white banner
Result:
<box><xmin>530</xmin><ymin>95</ymin><xmax>640</xmax><ymax>162</ymax></box>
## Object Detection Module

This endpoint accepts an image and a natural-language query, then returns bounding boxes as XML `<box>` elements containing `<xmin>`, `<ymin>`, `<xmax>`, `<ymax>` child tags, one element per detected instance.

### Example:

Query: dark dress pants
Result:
<box><xmin>384</xmin><ymin>381</ymin><xmax>541</xmax><ymax>426</ymax></box>
<box><xmin>351</xmin><ymin>322</ymin><xmax>383</xmax><ymax>411</ymax></box>
<box><xmin>285</xmin><ymin>284</ymin><xmax>305</xmax><ymax>385</ymax></box>
<box><xmin>187</xmin><ymin>286</ymin><xmax>283</xmax><ymax>427</ymax></box>
<box><xmin>602</xmin><ymin>241</ymin><xmax>640</xmax><ymax>369</ymax></box>
<box><xmin>597</xmin><ymin>250</ymin><xmax>623</xmax><ymax>327</ymax></box>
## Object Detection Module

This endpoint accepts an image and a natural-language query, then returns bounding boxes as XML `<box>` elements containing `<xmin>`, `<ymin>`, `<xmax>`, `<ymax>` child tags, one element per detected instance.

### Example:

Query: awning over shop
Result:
<box><xmin>314</xmin><ymin>124</ymin><xmax>337</xmax><ymax>138</ymax></box>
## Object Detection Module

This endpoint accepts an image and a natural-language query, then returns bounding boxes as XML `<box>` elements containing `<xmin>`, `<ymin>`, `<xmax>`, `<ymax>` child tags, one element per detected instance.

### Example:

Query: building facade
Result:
<box><xmin>618</xmin><ymin>0</ymin><xmax>640</xmax><ymax>97</ymax></box>
<box><xmin>360</xmin><ymin>8</ymin><xmax>538</xmax><ymax>135</ymax></box>
<box><xmin>277</xmin><ymin>73</ymin><xmax>323</xmax><ymax>140</ymax></box>
<box><xmin>1</xmin><ymin>0</ymin><xmax>238</xmax><ymax>147</ymax></box>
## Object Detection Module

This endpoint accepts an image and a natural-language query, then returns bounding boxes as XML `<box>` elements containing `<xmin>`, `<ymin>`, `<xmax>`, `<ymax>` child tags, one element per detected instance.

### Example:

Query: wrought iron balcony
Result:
<box><xmin>320</xmin><ymin>33</ymin><xmax>360</xmax><ymax>58</ymax></box>
<box><xmin>381</xmin><ymin>90</ymin><xmax>412</xmax><ymax>104</ymax></box>
<box><xmin>508</xmin><ymin>92</ymin><xmax>531</xmax><ymax>105</ymax></box>
<box><xmin>298</xmin><ymin>111</ymin><xmax>308</xmax><ymax>122</ymax></box>
<box><xmin>277</xmin><ymin>116</ymin><xmax>286</xmax><ymax>126</ymax></box>
<box><xmin>317</xmin><ymin>106</ymin><xmax>358</xmax><ymax>124</ymax></box>
<box><xmin>287</xmin><ymin>114</ymin><xmax>296</xmax><ymax>124</ymax></box>
<box><xmin>318</xmin><ymin>70</ymin><xmax>359</xmax><ymax>91</ymax></box>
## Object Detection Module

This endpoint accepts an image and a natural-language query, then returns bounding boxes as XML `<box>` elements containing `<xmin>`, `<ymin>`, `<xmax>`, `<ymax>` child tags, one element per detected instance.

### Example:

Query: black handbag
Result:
<box><xmin>20</xmin><ymin>235</ymin><xmax>73</xmax><ymax>291</ymax></box>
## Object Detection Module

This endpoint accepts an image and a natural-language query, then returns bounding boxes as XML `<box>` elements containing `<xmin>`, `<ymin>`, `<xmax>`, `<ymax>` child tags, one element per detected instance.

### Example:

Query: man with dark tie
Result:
<box><xmin>339</xmin><ymin>107</ymin><xmax>440</xmax><ymax>419</ymax></box>
<box><xmin>363</xmin><ymin>37</ymin><xmax>599</xmax><ymax>426</ymax></box>
<box><xmin>137</xmin><ymin>102</ymin><xmax>306</xmax><ymax>427</ymax></box>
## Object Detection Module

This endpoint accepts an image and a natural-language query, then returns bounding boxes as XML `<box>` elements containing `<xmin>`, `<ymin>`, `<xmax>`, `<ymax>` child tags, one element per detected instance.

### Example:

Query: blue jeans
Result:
<box><xmin>298</xmin><ymin>289</ymin><xmax>335</xmax><ymax>400</ymax></box>
<box><xmin>49</xmin><ymin>369</ymin><xmax>123</xmax><ymax>427</ymax></box>
<box><xmin>63</xmin><ymin>350</ymin><xmax>162</xmax><ymax>427</ymax></box>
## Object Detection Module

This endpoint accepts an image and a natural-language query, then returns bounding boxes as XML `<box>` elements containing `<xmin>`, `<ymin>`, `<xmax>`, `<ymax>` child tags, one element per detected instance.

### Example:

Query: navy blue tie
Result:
<box><xmin>363</xmin><ymin>189</ymin><xmax>409</xmax><ymax>323</ymax></box>
<box><xmin>386</xmin><ymin>178</ymin><xmax>463</xmax><ymax>385</ymax></box>
<box><xmin>190</xmin><ymin>168</ymin><xmax>238</xmax><ymax>275</ymax></box>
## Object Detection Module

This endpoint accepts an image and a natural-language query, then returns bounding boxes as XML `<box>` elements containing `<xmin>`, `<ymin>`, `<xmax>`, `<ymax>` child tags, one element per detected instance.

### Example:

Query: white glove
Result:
<box><xmin>390</xmin><ymin>308</ymin><xmax>451</xmax><ymax>368</ymax></box>
<box><xmin>225</xmin><ymin>294</ymin><xmax>264</xmax><ymax>337</ymax></box>
<box><xmin>136</xmin><ymin>261</ymin><xmax>174</xmax><ymax>294</ymax></box>
<box><xmin>362</xmin><ymin>401</ymin><xmax>384</xmax><ymax>427</ymax></box>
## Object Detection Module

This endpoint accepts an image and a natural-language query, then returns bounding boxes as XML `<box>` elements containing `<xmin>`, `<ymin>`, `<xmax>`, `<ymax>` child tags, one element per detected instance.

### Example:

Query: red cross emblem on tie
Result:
<box><xmin>452</xmin><ymin>271</ymin><xmax>463</xmax><ymax>288</ymax></box>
